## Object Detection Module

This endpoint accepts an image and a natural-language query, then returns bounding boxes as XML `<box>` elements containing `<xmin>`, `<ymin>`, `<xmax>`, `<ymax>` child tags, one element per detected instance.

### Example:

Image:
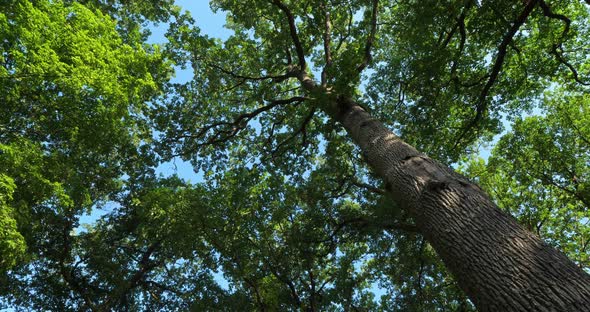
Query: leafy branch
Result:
<box><xmin>538</xmin><ymin>0</ymin><xmax>589</xmax><ymax>86</ymax></box>
<box><xmin>321</xmin><ymin>2</ymin><xmax>332</xmax><ymax>87</ymax></box>
<box><xmin>357</xmin><ymin>0</ymin><xmax>379</xmax><ymax>73</ymax></box>
<box><xmin>454</xmin><ymin>0</ymin><xmax>538</xmax><ymax>148</ymax></box>
<box><xmin>271</xmin><ymin>0</ymin><xmax>307</xmax><ymax>71</ymax></box>
<box><xmin>170</xmin><ymin>96</ymin><xmax>307</xmax><ymax>152</ymax></box>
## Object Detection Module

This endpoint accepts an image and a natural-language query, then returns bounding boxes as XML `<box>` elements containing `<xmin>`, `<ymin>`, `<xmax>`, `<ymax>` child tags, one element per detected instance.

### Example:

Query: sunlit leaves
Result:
<box><xmin>0</xmin><ymin>0</ymin><xmax>172</xmax><ymax>308</ymax></box>
<box><xmin>2</xmin><ymin>0</ymin><xmax>590</xmax><ymax>309</ymax></box>
<box><xmin>0</xmin><ymin>174</ymin><xmax>26</xmax><ymax>272</ymax></box>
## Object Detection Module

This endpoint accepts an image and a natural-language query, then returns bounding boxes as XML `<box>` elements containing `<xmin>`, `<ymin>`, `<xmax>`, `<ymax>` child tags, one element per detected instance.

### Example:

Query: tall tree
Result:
<box><xmin>0</xmin><ymin>0</ymin><xmax>173</xmax><ymax>308</ymax></box>
<box><xmin>155</xmin><ymin>0</ymin><xmax>590</xmax><ymax>310</ymax></box>
<box><xmin>2</xmin><ymin>0</ymin><xmax>590</xmax><ymax>310</ymax></box>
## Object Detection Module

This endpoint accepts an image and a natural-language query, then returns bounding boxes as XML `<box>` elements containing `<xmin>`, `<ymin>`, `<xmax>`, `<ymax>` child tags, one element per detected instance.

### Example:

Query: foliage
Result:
<box><xmin>1</xmin><ymin>0</ymin><xmax>589</xmax><ymax>310</ymax></box>
<box><xmin>0</xmin><ymin>0</ymin><xmax>169</xmax><ymax>303</ymax></box>
<box><xmin>459</xmin><ymin>90</ymin><xmax>590</xmax><ymax>267</ymax></box>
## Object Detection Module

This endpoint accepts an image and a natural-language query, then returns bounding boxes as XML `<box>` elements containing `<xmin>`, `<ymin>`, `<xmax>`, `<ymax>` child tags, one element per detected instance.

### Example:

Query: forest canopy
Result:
<box><xmin>1</xmin><ymin>0</ymin><xmax>589</xmax><ymax>310</ymax></box>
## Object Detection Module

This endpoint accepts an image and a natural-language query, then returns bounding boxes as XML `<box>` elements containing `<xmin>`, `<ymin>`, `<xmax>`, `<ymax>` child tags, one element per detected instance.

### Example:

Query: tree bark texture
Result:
<box><xmin>331</xmin><ymin>97</ymin><xmax>590</xmax><ymax>311</ymax></box>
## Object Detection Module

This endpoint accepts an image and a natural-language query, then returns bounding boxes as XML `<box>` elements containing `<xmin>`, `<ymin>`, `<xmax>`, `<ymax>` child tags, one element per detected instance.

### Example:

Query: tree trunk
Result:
<box><xmin>330</xmin><ymin>97</ymin><xmax>590</xmax><ymax>311</ymax></box>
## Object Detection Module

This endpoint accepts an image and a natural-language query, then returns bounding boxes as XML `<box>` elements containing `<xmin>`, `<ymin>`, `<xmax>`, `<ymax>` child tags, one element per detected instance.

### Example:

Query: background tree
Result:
<box><xmin>0</xmin><ymin>0</ymin><xmax>172</xmax><ymax>308</ymax></box>
<box><xmin>2</xmin><ymin>0</ymin><xmax>590</xmax><ymax>310</ymax></box>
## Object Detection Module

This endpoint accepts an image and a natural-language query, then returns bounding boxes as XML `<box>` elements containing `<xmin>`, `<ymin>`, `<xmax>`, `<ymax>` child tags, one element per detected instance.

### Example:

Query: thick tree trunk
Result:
<box><xmin>331</xmin><ymin>97</ymin><xmax>590</xmax><ymax>311</ymax></box>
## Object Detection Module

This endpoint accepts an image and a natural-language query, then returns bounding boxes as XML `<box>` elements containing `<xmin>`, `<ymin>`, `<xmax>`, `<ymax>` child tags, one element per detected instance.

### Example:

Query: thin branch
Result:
<box><xmin>171</xmin><ymin>96</ymin><xmax>306</xmax><ymax>151</ymax></box>
<box><xmin>551</xmin><ymin>48</ymin><xmax>590</xmax><ymax>86</ymax></box>
<box><xmin>285</xmin><ymin>46</ymin><xmax>293</xmax><ymax>65</ymax></box>
<box><xmin>334</xmin><ymin>217</ymin><xmax>420</xmax><ymax>234</ymax></box>
<box><xmin>541</xmin><ymin>173</ymin><xmax>590</xmax><ymax>208</ymax></box>
<box><xmin>415</xmin><ymin>238</ymin><xmax>426</xmax><ymax>305</ymax></box>
<box><xmin>454</xmin><ymin>0</ymin><xmax>538</xmax><ymax>148</ymax></box>
<box><xmin>351</xmin><ymin>180</ymin><xmax>386</xmax><ymax>195</ymax></box>
<box><xmin>58</xmin><ymin>218</ymin><xmax>100</xmax><ymax>312</ymax></box>
<box><xmin>440</xmin><ymin>0</ymin><xmax>474</xmax><ymax>49</ymax></box>
<box><xmin>561</xmin><ymin>107</ymin><xmax>590</xmax><ymax>147</ymax></box>
<box><xmin>357</xmin><ymin>0</ymin><xmax>379</xmax><ymax>73</ymax></box>
<box><xmin>448</xmin><ymin>1</ymin><xmax>474</xmax><ymax>82</ymax></box>
<box><xmin>271</xmin><ymin>0</ymin><xmax>307</xmax><ymax>70</ymax></box>
<box><xmin>271</xmin><ymin>107</ymin><xmax>316</xmax><ymax>156</ymax></box>
<box><xmin>321</xmin><ymin>2</ymin><xmax>332</xmax><ymax>87</ymax></box>
<box><xmin>243</xmin><ymin>277</ymin><xmax>267</xmax><ymax>311</ymax></box>
<box><xmin>334</xmin><ymin>6</ymin><xmax>354</xmax><ymax>54</ymax></box>
<box><xmin>101</xmin><ymin>241</ymin><xmax>163</xmax><ymax>311</ymax></box>
<box><xmin>205</xmin><ymin>61</ymin><xmax>298</xmax><ymax>83</ymax></box>
<box><xmin>538</xmin><ymin>0</ymin><xmax>589</xmax><ymax>86</ymax></box>
<box><xmin>263</xmin><ymin>255</ymin><xmax>303</xmax><ymax>307</ymax></box>
<box><xmin>477</xmin><ymin>0</ymin><xmax>537</xmax><ymax>118</ymax></box>
<box><xmin>308</xmin><ymin>268</ymin><xmax>317</xmax><ymax>312</ymax></box>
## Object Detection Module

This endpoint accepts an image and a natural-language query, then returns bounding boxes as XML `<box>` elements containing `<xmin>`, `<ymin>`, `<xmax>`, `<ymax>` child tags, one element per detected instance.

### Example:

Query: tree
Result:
<box><xmin>0</xmin><ymin>0</ymin><xmax>171</xmax><ymax>308</ymax></box>
<box><xmin>2</xmin><ymin>0</ymin><xmax>590</xmax><ymax>310</ymax></box>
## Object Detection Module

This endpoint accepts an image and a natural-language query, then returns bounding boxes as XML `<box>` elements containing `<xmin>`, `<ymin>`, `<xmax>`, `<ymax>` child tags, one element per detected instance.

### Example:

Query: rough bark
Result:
<box><xmin>330</xmin><ymin>97</ymin><xmax>590</xmax><ymax>311</ymax></box>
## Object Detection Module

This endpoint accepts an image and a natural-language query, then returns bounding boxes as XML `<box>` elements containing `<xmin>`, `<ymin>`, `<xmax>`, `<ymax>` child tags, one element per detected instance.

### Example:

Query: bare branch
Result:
<box><xmin>357</xmin><ymin>0</ymin><xmax>379</xmax><ymax>73</ymax></box>
<box><xmin>271</xmin><ymin>0</ymin><xmax>307</xmax><ymax>70</ymax></box>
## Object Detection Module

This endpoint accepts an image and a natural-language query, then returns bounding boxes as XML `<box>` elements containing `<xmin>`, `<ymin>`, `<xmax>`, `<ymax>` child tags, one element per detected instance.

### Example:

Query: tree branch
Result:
<box><xmin>351</xmin><ymin>180</ymin><xmax>386</xmax><ymax>195</ymax></box>
<box><xmin>447</xmin><ymin>1</ymin><xmax>474</xmax><ymax>83</ymax></box>
<box><xmin>415</xmin><ymin>238</ymin><xmax>426</xmax><ymax>304</ymax></box>
<box><xmin>334</xmin><ymin>6</ymin><xmax>354</xmax><ymax>54</ymax></box>
<box><xmin>205</xmin><ymin>61</ymin><xmax>298</xmax><ymax>83</ymax></box>
<box><xmin>58</xmin><ymin>218</ymin><xmax>100</xmax><ymax>312</ymax></box>
<box><xmin>334</xmin><ymin>217</ymin><xmax>419</xmax><ymax>234</ymax></box>
<box><xmin>271</xmin><ymin>107</ymin><xmax>316</xmax><ymax>156</ymax></box>
<box><xmin>538</xmin><ymin>0</ymin><xmax>589</xmax><ymax>86</ymax></box>
<box><xmin>561</xmin><ymin>107</ymin><xmax>590</xmax><ymax>147</ymax></box>
<box><xmin>357</xmin><ymin>0</ymin><xmax>379</xmax><ymax>73</ymax></box>
<box><xmin>321</xmin><ymin>2</ymin><xmax>332</xmax><ymax>87</ymax></box>
<box><xmin>271</xmin><ymin>0</ymin><xmax>307</xmax><ymax>71</ymax></box>
<box><xmin>101</xmin><ymin>241</ymin><xmax>163</xmax><ymax>311</ymax></box>
<box><xmin>171</xmin><ymin>96</ymin><xmax>306</xmax><ymax>152</ymax></box>
<box><xmin>454</xmin><ymin>0</ymin><xmax>538</xmax><ymax>147</ymax></box>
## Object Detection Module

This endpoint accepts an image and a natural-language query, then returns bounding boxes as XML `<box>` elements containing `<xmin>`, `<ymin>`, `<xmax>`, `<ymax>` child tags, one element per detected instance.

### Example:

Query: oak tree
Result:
<box><xmin>2</xmin><ymin>0</ymin><xmax>590</xmax><ymax>311</ymax></box>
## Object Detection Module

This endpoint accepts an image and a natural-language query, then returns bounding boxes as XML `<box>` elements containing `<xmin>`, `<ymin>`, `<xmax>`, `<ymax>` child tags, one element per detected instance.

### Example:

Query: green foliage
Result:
<box><xmin>0</xmin><ymin>173</ymin><xmax>26</xmax><ymax>272</ymax></box>
<box><xmin>459</xmin><ymin>90</ymin><xmax>590</xmax><ymax>267</ymax></box>
<box><xmin>2</xmin><ymin>0</ymin><xmax>590</xmax><ymax>310</ymax></box>
<box><xmin>0</xmin><ymin>0</ymin><xmax>171</xmax><ymax>306</ymax></box>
